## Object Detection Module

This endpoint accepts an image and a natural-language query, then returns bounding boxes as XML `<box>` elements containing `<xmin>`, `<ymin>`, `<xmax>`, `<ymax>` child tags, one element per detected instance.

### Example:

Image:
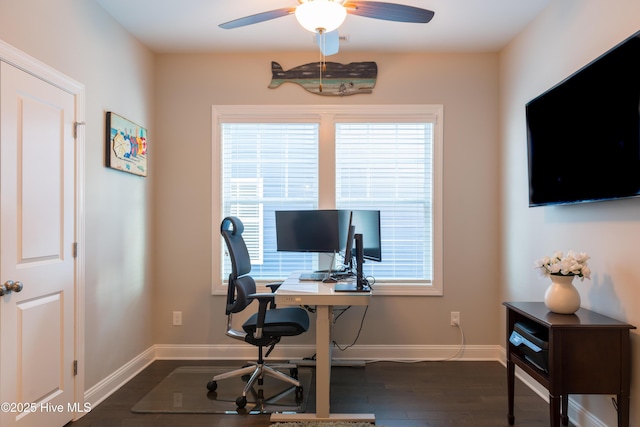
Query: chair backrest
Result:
<box><xmin>221</xmin><ymin>216</ymin><xmax>257</xmax><ymax>315</ymax></box>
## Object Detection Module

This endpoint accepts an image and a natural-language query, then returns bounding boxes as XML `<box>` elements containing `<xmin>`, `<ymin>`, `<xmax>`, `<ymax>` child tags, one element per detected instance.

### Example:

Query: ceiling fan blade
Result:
<box><xmin>316</xmin><ymin>30</ymin><xmax>340</xmax><ymax>56</ymax></box>
<box><xmin>219</xmin><ymin>7</ymin><xmax>296</xmax><ymax>29</ymax></box>
<box><xmin>344</xmin><ymin>1</ymin><xmax>434</xmax><ymax>23</ymax></box>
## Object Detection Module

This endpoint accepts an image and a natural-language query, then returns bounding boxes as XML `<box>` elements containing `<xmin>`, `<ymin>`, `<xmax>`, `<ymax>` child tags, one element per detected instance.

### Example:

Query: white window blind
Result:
<box><xmin>335</xmin><ymin>123</ymin><xmax>433</xmax><ymax>281</ymax></box>
<box><xmin>229</xmin><ymin>178</ymin><xmax>264</xmax><ymax>264</ymax></box>
<box><xmin>221</xmin><ymin>122</ymin><xmax>320</xmax><ymax>279</ymax></box>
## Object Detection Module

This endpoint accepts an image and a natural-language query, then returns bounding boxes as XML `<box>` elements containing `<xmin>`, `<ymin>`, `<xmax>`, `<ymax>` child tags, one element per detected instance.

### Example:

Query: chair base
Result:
<box><xmin>208</xmin><ymin>361</ymin><xmax>303</xmax><ymax>409</ymax></box>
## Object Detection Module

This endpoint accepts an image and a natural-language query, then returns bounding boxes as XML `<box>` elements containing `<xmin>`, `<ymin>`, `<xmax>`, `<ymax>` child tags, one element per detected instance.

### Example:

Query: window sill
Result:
<box><xmin>212</xmin><ymin>280</ymin><xmax>442</xmax><ymax>297</ymax></box>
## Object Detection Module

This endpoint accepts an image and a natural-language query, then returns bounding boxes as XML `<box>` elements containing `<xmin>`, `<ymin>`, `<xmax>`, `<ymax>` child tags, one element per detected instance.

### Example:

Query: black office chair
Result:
<box><xmin>207</xmin><ymin>216</ymin><xmax>310</xmax><ymax>409</ymax></box>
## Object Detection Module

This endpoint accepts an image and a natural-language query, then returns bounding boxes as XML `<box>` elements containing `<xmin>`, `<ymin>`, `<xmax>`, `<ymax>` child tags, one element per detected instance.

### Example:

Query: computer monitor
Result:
<box><xmin>275</xmin><ymin>210</ymin><xmax>344</xmax><ymax>253</ymax></box>
<box><xmin>342</xmin><ymin>211</ymin><xmax>356</xmax><ymax>269</ymax></box>
<box><xmin>349</xmin><ymin>210</ymin><xmax>382</xmax><ymax>262</ymax></box>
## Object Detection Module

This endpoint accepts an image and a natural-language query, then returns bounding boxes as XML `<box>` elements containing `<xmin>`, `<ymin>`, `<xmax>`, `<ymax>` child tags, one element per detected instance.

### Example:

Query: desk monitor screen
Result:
<box><xmin>350</xmin><ymin>210</ymin><xmax>382</xmax><ymax>262</ymax></box>
<box><xmin>275</xmin><ymin>210</ymin><xmax>344</xmax><ymax>253</ymax></box>
<box><xmin>342</xmin><ymin>211</ymin><xmax>355</xmax><ymax>268</ymax></box>
<box><xmin>342</xmin><ymin>210</ymin><xmax>382</xmax><ymax>264</ymax></box>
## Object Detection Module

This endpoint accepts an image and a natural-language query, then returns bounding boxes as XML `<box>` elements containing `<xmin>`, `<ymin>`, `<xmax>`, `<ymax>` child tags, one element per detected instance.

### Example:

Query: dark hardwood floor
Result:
<box><xmin>69</xmin><ymin>360</ymin><xmax>559</xmax><ymax>427</ymax></box>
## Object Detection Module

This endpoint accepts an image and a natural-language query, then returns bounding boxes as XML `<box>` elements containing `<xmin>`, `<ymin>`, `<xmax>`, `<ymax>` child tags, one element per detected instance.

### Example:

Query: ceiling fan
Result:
<box><xmin>219</xmin><ymin>0</ymin><xmax>435</xmax><ymax>55</ymax></box>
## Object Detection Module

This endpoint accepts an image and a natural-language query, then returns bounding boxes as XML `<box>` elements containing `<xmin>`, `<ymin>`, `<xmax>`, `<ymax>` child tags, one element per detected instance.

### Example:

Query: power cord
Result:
<box><xmin>431</xmin><ymin>320</ymin><xmax>466</xmax><ymax>361</ymax></box>
<box><xmin>300</xmin><ymin>276</ymin><xmax>465</xmax><ymax>364</ymax></box>
<box><xmin>333</xmin><ymin>305</ymin><xmax>369</xmax><ymax>352</ymax></box>
<box><xmin>364</xmin><ymin>275</ymin><xmax>375</xmax><ymax>290</ymax></box>
<box><xmin>364</xmin><ymin>320</ymin><xmax>466</xmax><ymax>365</ymax></box>
<box><xmin>302</xmin><ymin>275</ymin><xmax>373</xmax><ymax>358</ymax></box>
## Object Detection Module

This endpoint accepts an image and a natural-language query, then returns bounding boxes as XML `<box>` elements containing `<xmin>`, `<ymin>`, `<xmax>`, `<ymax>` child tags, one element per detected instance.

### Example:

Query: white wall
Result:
<box><xmin>152</xmin><ymin>51</ymin><xmax>502</xmax><ymax>349</ymax></box>
<box><xmin>500</xmin><ymin>1</ymin><xmax>640</xmax><ymax>426</ymax></box>
<box><xmin>0</xmin><ymin>0</ymin><xmax>155</xmax><ymax>390</ymax></box>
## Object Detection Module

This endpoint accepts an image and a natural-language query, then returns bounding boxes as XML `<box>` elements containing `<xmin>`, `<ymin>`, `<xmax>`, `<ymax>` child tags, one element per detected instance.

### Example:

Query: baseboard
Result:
<box><xmin>153</xmin><ymin>343</ymin><xmax>503</xmax><ymax>362</ymax></box>
<box><xmin>83</xmin><ymin>346</ymin><xmax>155</xmax><ymax>409</ymax></box>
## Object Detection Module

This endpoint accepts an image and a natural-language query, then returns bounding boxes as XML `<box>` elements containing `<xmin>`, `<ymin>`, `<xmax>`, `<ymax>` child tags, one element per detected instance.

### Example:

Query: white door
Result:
<box><xmin>0</xmin><ymin>61</ymin><xmax>76</xmax><ymax>427</ymax></box>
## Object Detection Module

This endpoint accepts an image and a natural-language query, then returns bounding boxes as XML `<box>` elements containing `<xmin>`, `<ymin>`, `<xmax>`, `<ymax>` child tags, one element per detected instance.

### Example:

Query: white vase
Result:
<box><xmin>544</xmin><ymin>274</ymin><xmax>581</xmax><ymax>314</ymax></box>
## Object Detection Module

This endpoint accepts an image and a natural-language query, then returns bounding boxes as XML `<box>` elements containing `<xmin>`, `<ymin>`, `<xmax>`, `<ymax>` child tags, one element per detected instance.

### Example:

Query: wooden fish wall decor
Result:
<box><xmin>269</xmin><ymin>61</ymin><xmax>377</xmax><ymax>96</ymax></box>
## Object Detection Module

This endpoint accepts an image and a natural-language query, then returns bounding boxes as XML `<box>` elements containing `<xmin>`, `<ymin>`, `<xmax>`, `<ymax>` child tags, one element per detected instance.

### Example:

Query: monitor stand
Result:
<box><xmin>335</xmin><ymin>282</ymin><xmax>370</xmax><ymax>292</ymax></box>
<box><xmin>335</xmin><ymin>233</ymin><xmax>369</xmax><ymax>292</ymax></box>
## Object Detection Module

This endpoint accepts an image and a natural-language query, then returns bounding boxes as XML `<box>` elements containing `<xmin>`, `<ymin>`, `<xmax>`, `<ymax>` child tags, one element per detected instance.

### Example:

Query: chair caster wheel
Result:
<box><xmin>295</xmin><ymin>385</ymin><xmax>304</xmax><ymax>402</ymax></box>
<box><xmin>206</xmin><ymin>380</ymin><xmax>217</xmax><ymax>392</ymax></box>
<box><xmin>236</xmin><ymin>395</ymin><xmax>247</xmax><ymax>408</ymax></box>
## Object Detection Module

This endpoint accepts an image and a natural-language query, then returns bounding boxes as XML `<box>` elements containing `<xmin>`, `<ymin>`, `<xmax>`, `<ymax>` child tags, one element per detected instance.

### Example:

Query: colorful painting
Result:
<box><xmin>106</xmin><ymin>112</ymin><xmax>148</xmax><ymax>177</ymax></box>
<box><xmin>269</xmin><ymin>61</ymin><xmax>377</xmax><ymax>96</ymax></box>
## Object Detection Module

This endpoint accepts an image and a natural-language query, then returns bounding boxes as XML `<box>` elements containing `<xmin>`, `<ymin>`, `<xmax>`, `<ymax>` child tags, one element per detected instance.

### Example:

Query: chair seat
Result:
<box><xmin>243</xmin><ymin>306</ymin><xmax>310</xmax><ymax>337</ymax></box>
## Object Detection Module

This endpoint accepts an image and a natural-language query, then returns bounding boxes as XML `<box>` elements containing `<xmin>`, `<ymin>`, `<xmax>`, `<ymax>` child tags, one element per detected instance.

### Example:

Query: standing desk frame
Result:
<box><xmin>270</xmin><ymin>273</ymin><xmax>374</xmax><ymax>422</ymax></box>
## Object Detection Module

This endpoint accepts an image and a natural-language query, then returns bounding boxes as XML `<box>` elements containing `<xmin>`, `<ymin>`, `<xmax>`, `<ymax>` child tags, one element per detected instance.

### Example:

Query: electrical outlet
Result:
<box><xmin>173</xmin><ymin>311</ymin><xmax>182</xmax><ymax>326</ymax></box>
<box><xmin>173</xmin><ymin>392</ymin><xmax>183</xmax><ymax>408</ymax></box>
<box><xmin>451</xmin><ymin>311</ymin><xmax>460</xmax><ymax>326</ymax></box>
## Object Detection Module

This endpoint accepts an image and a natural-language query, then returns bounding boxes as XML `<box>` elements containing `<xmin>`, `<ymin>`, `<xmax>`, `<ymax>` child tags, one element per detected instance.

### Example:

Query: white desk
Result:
<box><xmin>270</xmin><ymin>272</ymin><xmax>374</xmax><ymax>423</ymax></box>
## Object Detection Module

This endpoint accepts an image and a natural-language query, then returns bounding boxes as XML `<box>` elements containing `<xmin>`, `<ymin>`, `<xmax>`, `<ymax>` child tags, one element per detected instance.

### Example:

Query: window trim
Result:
<box><xmin>212</xmin><ymin>105</ymin><xmax>443</xmax><ymax>296</ymax></box>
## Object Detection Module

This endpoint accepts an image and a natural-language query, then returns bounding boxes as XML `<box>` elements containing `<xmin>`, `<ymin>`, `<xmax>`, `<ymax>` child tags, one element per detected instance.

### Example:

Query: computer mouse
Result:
<box><xmin>322</xmin><ymin>277</ymin><xmax>337</xmax><ymax>283</ymax></box>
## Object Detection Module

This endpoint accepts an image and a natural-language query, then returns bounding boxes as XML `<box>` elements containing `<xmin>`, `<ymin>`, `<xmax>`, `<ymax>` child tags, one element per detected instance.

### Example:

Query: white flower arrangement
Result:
<box><xmin>534</xmin><ymin>250</ymin><xmax>591</xmax><ymax>281</ymax></box>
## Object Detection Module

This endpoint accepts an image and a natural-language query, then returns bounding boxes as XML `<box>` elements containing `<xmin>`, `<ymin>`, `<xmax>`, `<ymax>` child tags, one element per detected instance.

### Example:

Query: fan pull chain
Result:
<box><xmin>318</xmin><ymin>29</ymin><xmax>324</xmax><ymax>93</ymax></box>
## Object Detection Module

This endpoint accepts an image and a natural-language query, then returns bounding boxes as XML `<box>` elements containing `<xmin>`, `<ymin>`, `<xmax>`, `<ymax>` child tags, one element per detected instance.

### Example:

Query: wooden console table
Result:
<box><xmin>503</xmin><ymin>302</ymin><xmax>635</xmax><ymax>427</ymax></box>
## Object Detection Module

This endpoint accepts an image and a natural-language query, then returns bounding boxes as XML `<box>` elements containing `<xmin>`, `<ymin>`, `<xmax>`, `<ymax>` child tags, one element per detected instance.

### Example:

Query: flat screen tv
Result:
<box><xmin>526</xmin><ymin>30</ymin><xmax>640</xmax><ymax>207</ymax></box>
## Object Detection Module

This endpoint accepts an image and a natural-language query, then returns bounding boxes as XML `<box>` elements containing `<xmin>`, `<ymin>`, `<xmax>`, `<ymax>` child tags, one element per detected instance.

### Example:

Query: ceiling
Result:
<box><xmin>94</xmin><ymin>0</ymin><xmax>550</xmax><ymax>54</ymax></box>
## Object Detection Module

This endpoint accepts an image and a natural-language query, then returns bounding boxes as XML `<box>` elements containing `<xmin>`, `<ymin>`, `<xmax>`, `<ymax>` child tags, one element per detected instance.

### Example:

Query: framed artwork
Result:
<box><xmin>106</xmin><ymin>112</ymin><xmax>148</xmax><ymax>177</ymax></box>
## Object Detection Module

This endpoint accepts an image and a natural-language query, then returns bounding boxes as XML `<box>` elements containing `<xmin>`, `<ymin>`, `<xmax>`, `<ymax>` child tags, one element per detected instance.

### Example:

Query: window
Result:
<box><xmin>220</xmin><ymin>121</ymin><xmax>320</xmax><ymax>277</ymax></box>
<box><xmin>212</xmin><ymin>105</ymin><xmax>443</xmax><ymax>296</ymax></box>
<box><xmin>335</xmin><ymin>123</ymin><xmax>432</xmax><ymax>281</ymax></box>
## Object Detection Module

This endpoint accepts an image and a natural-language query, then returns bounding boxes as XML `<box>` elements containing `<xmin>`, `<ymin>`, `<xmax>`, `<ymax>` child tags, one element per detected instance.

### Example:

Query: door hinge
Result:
<box><xmin>73</xmin><ymin>242</ymin><xmax>78</xmax><ymax>258</ymax></box>
<box><xmin>73</xmin><ymin>360</ymin><xmax>78</xmax><ymax>376</ymax></box>
<box><xmin>74</xmin><ymin>121</ymin><xmax>86</xmax><ymax>139</ymax></box>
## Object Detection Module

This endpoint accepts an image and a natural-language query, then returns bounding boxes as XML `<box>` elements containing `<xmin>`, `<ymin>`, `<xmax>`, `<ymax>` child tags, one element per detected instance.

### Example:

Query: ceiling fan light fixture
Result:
<box><xmin>295</xmin><ymin>0</ymin><xmax>347</xmax><ymax>33</ymax></box>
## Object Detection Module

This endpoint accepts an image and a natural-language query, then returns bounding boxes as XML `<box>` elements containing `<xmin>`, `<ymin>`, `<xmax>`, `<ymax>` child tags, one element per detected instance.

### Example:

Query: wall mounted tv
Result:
<box><xmin>526</xmin><ymin>30</ymin><xmax>640</xmax><ymax>207</ymax></box>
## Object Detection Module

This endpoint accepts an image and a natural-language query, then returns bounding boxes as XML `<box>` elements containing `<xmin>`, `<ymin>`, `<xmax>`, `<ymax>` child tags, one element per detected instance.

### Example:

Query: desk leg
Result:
<box><xmin>270</xmin><ymin>304</ymin><xmax>374</xmax><ymax>423</ymax></box>
<box><xmin>549</xmin><ymin>394</ymin><xmax>561</xmax><ymax>427</ymax></box>
<box><xmin>315</xmin><ymin>305</ymin><xmax>332</xmax><ymax>418</ymax></box>
<box><xmin>271</xmin><ymin>305</ymin><xmax>332</xmax><ymax>422</ymax></box>
<box><xmin>561</xmin><ymin>395</ymin><xmax>569</xmax><ymax>426</ymax></box>
<box><xmin>507</xmin><ymin>359</ymin><xmax>515</xmax><ymax>425</ymax></box>
<box><xmin>618</xmin><ymin>392</ymin><xmax>630</xmax><ymax>427</ymax></box>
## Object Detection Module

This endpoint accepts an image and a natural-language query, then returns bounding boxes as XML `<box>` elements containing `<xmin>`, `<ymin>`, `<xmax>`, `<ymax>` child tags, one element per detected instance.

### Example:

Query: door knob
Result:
<box><xmin>0</xmin><ymin>280</ymin><xmax>23</xmax><ymax>296</ymax></box>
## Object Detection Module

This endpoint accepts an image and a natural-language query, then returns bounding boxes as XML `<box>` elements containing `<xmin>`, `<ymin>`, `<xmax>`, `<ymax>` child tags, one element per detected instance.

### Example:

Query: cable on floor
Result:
<box><xmin>363</xmin><ymin>320</ymin><xmax>466</xmax><ymax>364</ymax></box>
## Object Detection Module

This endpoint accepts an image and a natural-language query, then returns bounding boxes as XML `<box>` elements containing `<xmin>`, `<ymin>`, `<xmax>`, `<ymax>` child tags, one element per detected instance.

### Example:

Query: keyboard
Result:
<box><xmin>298</xmin><ymin>272</ymin><xmax>329</xmax><ymax>281</ymax></box>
